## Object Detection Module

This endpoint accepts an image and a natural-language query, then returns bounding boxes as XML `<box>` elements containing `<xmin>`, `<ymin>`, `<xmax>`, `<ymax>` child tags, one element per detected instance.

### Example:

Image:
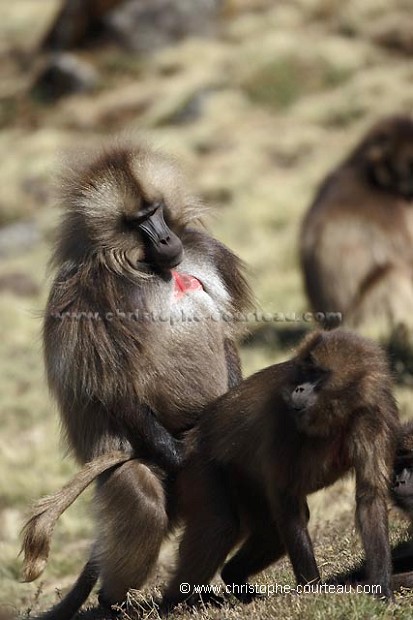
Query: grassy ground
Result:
<box><xmin>1</xmin><ymin>0</ymin><xmax>413</xmax><ymax>618</ymax></box>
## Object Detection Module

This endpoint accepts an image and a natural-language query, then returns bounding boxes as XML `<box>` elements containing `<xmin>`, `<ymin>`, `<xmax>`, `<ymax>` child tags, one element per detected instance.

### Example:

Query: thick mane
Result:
<box><xmin>51</xmin><ymin>142</ymin><xmax>207</xmax><ymax>268</ymax></box>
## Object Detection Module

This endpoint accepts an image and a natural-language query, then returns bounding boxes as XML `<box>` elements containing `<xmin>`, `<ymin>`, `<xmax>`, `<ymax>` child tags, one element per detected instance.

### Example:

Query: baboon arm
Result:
<box><xmin>123</xmin><ymin>404</ymin><xmax>184</xmax><ymax>472</ymax></box>
<box><xmin>274</xmin><ymin>494</ymin><xmax>319</xmax><ymax>585</ymax></box>
<box><xmin>224</xmin><ymin>338</ymin><xmax>243</xmax><ymax>389</ymax></box>
<box><xmin>21</xmin><ymin>451</ymin><xmax>132</xmax><ymax>582</ymax></box>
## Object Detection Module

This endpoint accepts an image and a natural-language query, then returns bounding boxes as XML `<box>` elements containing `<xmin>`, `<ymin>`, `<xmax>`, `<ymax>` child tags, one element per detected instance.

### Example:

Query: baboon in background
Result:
<box><xmin>300</xmin><ymin>115</ymin><xmax>413</xmax><ymax>329</ymax></box>
<box><xmin>22</xmin><ymin>330</ymin><xmax>399</xmax><ymax>616</ymax></box>
<box><xmin>32</xmin><ymin>142</ymin><xmax>252</xmax><ymax>610</ymax></box>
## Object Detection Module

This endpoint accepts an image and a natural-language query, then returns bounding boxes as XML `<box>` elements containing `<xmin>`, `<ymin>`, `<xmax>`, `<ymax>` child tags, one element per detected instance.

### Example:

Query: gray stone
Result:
<box><xmin>31</xmin><ymin>53</ymin><xmax>98</xmax><ymax>101</ymax></box>
<box><xmin>105</xmin><ymin>0</ymin><xmax>222</xmax><ymax>53</ymax></box>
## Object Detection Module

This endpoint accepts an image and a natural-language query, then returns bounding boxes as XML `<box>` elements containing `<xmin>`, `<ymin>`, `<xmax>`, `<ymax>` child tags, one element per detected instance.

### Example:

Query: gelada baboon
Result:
<box><xmin>22</xmin><ymin>330</ymin><xmax>399</xmax><ymax>614</ymax></box>
<box><xmin>27</xmin><ymin>141</ymin><xmax>252</xmax><ymax>610</ymax></box>
<box><xmin>162</xmin><ymin>329</ymin><xmax>398</xmax><ymax>607</ymax></box>
<box><xmin>393</xmin><ymin>420</ymin><xmax>413</xmax><ymax>516</ymax></box>
<box><xmin>300</xmin><ymin>115</ymin><xmax>413</xmax><ymax>329</ymax></box>
<box><xmin>332</xmin><ymin>419</ymin><xmax>413</xmax><ymax>591</ymax></box>
<box><xmin>385</xmin><ymin>422</ymin><xmax>413</xmax><ymax>588</ymax></box>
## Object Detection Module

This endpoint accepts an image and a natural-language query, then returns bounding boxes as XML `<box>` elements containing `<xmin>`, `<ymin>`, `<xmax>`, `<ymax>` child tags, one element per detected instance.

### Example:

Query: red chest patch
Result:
<box><xmin>172</xmin><ymin>270</ymin><xmax>203</xmax><ymax>299</ymax></box>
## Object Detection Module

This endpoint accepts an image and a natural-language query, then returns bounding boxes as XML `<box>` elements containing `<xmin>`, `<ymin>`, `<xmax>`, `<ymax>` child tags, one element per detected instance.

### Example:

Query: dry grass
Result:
<box><xmin>1</xmin><ymin>1</ymin><xmax>413</xmax><ymax>618</ymax></box>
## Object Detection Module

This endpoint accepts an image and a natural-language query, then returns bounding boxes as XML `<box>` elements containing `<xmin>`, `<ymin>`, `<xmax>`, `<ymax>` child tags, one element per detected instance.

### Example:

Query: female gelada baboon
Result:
<box><xmin>23</xmin><ymin>330</ymin><xmax>399</xmax><ymax>614</ymax></box>
<box><xmin>28</xmin><ymin>142</ymin><xmax>252</xmax><ymax>610</ymax></box>
<box><xmin>300</xmin><ymin>115</ymin><xmax>413</xmax><ymax>329</ymax></box>
<box><xmin>161</xmin><ymin>329</ymin><xmax>398</xmax><ymax>607</ymax></box>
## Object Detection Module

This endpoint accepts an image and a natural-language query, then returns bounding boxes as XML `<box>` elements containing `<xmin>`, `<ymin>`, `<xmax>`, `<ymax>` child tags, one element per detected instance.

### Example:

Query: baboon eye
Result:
<box><xmin>124</xmin><ymin>203</ymin><xmax>160</xmax><ymax>227</ymax></box>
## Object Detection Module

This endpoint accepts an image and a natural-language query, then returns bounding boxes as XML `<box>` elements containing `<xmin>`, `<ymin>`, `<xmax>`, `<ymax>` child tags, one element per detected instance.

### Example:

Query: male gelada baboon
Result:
<box><xmin>25</xmin><ymin>142</ymin><xmax>252</xmax><ymax>612</ymax></box>
<box><xmin>22</xmin><ymin>330</ymin><xmax>399</xmax><ymax>615</ymax></box>
<box><xmin>300</xmin><ymin>115</ymin><xmax>413</xmax><ymax>328</ymax></box>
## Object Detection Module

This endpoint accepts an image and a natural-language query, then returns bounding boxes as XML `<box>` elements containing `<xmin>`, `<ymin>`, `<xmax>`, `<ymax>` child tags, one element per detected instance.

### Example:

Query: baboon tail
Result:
<box><xmin>21</xmin><ymin>450</ymin><xmax>133</xmax><ymax>582</ymax></box>
<box><xmin>35</xmin><ymin>556</ymin><xmax>100</xmax><ymax>620</ymax></box>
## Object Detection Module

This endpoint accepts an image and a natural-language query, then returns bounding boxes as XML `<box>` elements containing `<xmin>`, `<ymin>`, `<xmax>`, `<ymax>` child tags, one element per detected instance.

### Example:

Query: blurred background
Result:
<box><xmin>1</xmin><ymin>0</ymin><xmax>413</xmax><ymax>617</ymax></box>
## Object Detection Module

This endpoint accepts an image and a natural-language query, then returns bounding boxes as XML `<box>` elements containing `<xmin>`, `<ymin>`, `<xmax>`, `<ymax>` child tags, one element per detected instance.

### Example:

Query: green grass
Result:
<box><xmin>241</xmin><ymin>56</ymin><xmax>352</xmax><ymax>111</ymax></box>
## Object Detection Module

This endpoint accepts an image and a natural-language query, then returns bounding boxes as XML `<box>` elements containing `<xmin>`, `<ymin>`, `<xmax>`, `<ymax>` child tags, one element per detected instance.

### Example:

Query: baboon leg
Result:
<box><xmin>32</xmin><ymin>554</ymin><xmax>100</xmax><ymax>620</ymax></box>
<box><xmin>355</xmin><ymin>491</ymin><xmax>392</xmax><ymax>598</ymax></box>
<box><xmin>391</xmin><ymin>540</ymin><xmax>413</xmax><ymax>574</ymax></box>
<box><xmin>354</xmin><ymin>436</ymin><xmax>393</xmax><ymax>599</ymax></box>
<box><xmin>96</xmin><ymin>460</ymin><xmax>167</xmax><ymax>605</ymax></box>
<box><xmin>275</xmin><ymin>495</ymin><xmax>319</xmax><ymax>585</ymax></box>
<box><xmin>162</xmin><ymin>471</ymin><xmax>240</xmax><ymax>608</ymax></box>
<box><xmin>391</xmin><ymin>571</ymin><xmax>413</xmax><ymax>591</ymax></box>
<box><xmin>221</xmin><ymin>520</ymin><xmax>285</xmax><ymax>601</ymax></box>
<box><xmin>162</xmin><ymin>518</ymin><xmax>239</xmax><ymax>608</ymax></box>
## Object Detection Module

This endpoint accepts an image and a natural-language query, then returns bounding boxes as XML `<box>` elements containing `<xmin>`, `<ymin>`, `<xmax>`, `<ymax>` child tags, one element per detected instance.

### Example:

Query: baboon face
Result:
<box><xmin>123</xmin><ymin>199</ymin><xmax>183</xmax><ymax>270</ymax></box>
<box><xmin>287</xmin><ymin>331</ymin><xmax>386</xmax><ymax>436</ymax></box>
<box><xmin>361</xmin><ymin>116</ymin><xmax>413</xmax><ymax>200</ymax></box>
<box><xmin>392</xmin><ymin>463</ymin><xmax>413</xmax><ymax>514</ymax></box>
<box><xmin>288</xmin><ymin>381</ymin><xmax>323</xmax><ymax>434</ymax></box>
<box><xmin>64</xmin><ymin>146</ymin><xmax>202</xmax><ymax>272</ymax></box>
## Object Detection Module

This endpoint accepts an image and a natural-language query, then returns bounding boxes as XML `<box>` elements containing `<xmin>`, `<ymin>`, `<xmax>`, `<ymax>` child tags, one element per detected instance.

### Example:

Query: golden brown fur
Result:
<box><xmin>300</xmin><ymin>115</ymin><xmax>413</xmax><ymax>329</ymax></box>
<box><xmin>21</xmin><ymin>451</ymin><xmax>133</xmax><ymax>583</ymax></box>
<box><xmin>37</xmin><ymin>141</ymin><xmax>252</xmax><ymax>612</ymax></box>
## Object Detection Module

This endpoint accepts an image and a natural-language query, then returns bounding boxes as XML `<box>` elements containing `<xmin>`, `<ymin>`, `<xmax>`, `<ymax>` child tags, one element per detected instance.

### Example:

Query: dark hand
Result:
<box><xmin>157</xmin><ymin>437</ymin><xmax>185</xmax><ymax>472</ymax></box>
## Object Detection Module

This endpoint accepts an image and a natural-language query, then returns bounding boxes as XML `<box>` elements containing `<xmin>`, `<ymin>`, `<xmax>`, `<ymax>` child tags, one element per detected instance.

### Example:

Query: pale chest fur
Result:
<box><xmin>135</xmin><ymin>254</ymin><xmax>233</xmax><ymax>427</ymax></box>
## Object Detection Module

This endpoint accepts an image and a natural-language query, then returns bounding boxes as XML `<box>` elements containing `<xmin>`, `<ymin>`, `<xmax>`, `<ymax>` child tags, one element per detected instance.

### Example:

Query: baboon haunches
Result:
<box><xmin>38</xmin><ymin>142</ymin><xmax>252</xmax><ymax>607</ymax></box>
<box><xmin>300</xmin><ymin>115</ymin><xmax>413</xmax><ymax>329</ymax></box>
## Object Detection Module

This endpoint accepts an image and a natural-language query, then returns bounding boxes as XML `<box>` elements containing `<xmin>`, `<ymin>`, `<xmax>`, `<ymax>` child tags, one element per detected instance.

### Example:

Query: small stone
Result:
<box><xmin>31</xmin><ymin>53</ymin><xmax>98</xmax><ymax>102</ymax></box>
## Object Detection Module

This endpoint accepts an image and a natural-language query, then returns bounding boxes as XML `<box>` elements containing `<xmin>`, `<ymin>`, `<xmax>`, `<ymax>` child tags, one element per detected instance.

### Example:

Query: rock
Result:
<box><xmin>102</xmin><ymin>0</ymin><xmax>222</xmax><ymax>52</ymax></box>
<box><xmin>41</xmin><ymin>0</ymin><xmax>124</xmax><ymax>51</ymax></box>
<box><xmin>31</xmin><ymin>53</ymin><xmax>99</xmax><ymax>101</ymax></box>
<box><xmin>40</xmin><ymin>0</ymin><xmax>221</xmax><ymax>53</ymax></box>
<box><xmin>156</xmin><ymin>87</ymin><xmax>218</xmax><ymax>126</ymax></box>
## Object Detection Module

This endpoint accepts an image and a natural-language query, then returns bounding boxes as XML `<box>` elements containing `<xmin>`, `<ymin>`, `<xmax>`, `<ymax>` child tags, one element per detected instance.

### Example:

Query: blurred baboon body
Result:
<box><xmin>301</xmin><ymin>116</ymin><xmax>413</xmax><ymax>332</ymax></box>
